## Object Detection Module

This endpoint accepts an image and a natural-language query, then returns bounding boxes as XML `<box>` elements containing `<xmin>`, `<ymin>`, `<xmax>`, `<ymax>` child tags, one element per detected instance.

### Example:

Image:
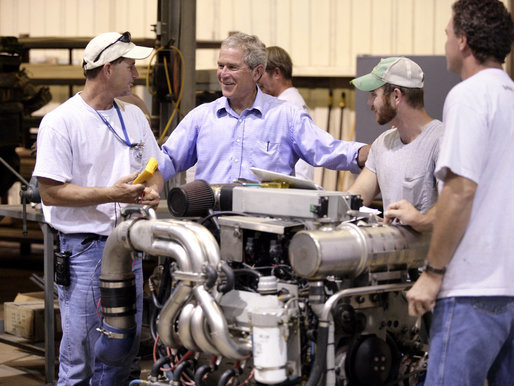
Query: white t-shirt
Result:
<box><xmin>33</xmin><ymin>93</ymin><xmax>164</xmax><ymax>235</ymax></box>
<box><xmin>435</xmin><ymin>68</ymin><xmax>514</xmax><ymax>298</ymax></box>
<box><xmin>278</xmin><ymin>87</ymin><xmax>315</xmax><ymax>181</ymax></box>
<box><xmin>366</xmin><ymin>120</ymin><xmax>443</xmax><ymax>212</ymax></box>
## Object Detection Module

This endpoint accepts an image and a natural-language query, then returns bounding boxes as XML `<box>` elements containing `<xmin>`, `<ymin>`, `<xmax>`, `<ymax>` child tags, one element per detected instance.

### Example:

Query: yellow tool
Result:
<box><xmin>132</xmin><ymin>157</ymin><xmax>158</xmax><ymax>184</ymax></box>
<box><xmin>260</xmin><ymin>181</ymin><xmax>290</xmax><ymax>189</ymax></box>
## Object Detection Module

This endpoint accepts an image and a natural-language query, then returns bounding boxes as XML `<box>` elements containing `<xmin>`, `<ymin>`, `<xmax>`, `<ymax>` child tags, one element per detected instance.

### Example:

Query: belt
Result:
<box><xmin>59</xmin><ymin>232</ymin><xmax>108</xmax><ymax>245</ymax></box>
<box><xmin>81</xmin><ymin>233</ymin><xmax>108</xmax><ymax>244</ymax></box>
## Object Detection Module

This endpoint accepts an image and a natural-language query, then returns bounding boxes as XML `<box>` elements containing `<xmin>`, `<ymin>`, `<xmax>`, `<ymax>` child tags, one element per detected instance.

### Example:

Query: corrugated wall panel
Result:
<box><xmin>1</xmin><ymin>0</ymin><xmax>510</xmax><ymax>73</ymax></box>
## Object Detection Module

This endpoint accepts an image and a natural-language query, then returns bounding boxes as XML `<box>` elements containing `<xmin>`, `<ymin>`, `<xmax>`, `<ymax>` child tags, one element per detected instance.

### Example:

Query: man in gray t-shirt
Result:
<box><xmin>348</xmin><ymin>57</ymin><xmax>443</xmax><ymax>225</ymax></box>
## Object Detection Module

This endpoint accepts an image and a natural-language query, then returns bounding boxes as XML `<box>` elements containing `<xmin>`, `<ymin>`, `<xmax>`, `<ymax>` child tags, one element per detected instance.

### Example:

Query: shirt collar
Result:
<box><xmin>215</xmin><ymin>86</ymin><xmax>264</xmax><ymax>118</ymax></box>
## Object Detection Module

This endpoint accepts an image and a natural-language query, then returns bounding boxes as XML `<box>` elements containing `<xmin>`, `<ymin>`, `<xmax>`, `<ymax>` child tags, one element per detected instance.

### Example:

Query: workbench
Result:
<box><xmin>0</xmin><ymin>204</ymin><xmax>56</xmax><ymax>385</ymax></box>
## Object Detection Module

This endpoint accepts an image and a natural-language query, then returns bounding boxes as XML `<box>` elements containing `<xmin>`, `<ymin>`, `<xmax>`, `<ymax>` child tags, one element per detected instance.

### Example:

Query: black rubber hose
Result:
<box><xmin>203</xmin><ymin>264</ymin><xmax>218</xmax><ymax>289</ymax></box>
<box><xmin>218</xmin><ymin>368</ymin><xmax>236</xmax><ymax>386</ymax></box>
<box><xmin>217</xmin><ymin>261</ymin><xmax>235</xmax><ymax>294</ymax></box>
<box><xmin>305</xmin><ymin>325</ymin><xmax>329</xmax><ymax>386</ymax></box>
<box><xmin>194</xmin><ymin>364</ymin><xmax>212</xmax><ymax>385</ymax></box>
<box><xmin>150</xmin><ymin>355</ymin><xmax>171</xmax><ymax>378</ymax></box>
<box><xmin>233</xmin><ymin>268</ymin><xmax>262</xmax><ymax>278</ymax></box>
<box><xmin>173</xmin><ymin>360</ymin><xmax>191</xmax><ymax>383</ymax></box>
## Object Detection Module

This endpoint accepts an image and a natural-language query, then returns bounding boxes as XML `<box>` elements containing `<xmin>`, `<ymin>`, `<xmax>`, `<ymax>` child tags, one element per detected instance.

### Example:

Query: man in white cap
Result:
<box><xmin>33</xmin><ymin>32</ymin><xmax>163</xmax><ymax>385</ymax></box>
<box><xmin>348</xmin><ymin>57</ymin><xmax>443</xmax><ymax>229</ymax></box>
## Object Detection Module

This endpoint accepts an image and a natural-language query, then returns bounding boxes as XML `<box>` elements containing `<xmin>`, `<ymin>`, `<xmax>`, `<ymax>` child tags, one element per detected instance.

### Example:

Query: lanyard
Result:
<box><xmin>95</xmin><ymin>101</ymin><xmax>133</xmax><ymax>147</ymax></box>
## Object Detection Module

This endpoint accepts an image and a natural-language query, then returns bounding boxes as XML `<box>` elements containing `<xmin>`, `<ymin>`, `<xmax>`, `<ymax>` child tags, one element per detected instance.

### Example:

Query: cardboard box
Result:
<box><xmin>3</xmin><ymin>291</ymin><xmax>61</xmax><ymax>342</ymax></box>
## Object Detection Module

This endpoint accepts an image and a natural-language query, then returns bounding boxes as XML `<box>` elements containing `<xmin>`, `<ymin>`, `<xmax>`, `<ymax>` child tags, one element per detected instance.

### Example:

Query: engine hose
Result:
<box><xmin>172</xmin><ymin>360</ymin><xmax>192</xmax><ymax>383</ymax></box>
<box><xmin>150</xmin><ymin>355</ymin><xmax>171</xmax><ymax>378</ymax></box>
<box><xmin>194</xmin><ymin>364</ymin><xmax>213</xmax><ymax>385</ymax></box>
<box><xmin>233</xmin><ymin>268</ymin><xmax>262</xmax><ymax>278</ymax></box>
<box><xmin>218</xmin><ymin>368</ymin><xmax>236</xmax><ymax>386</ymax></box>
<box><xmin>149</xmin><ymin>306</ymin><xmax>158</xmax><ymax>341</ymax></box>
<box><xmin>305</xmin><ymin>325</ymin><xmax>329</xmax><ymax>386</ymax></box>
<box><xmin>203</xmin><ymin>264</ymin><xmax>218</xmax><ymax>289</ymax></box>
<box><xmin>217</xmin><ymin>260</ymin><xmax>235</xmax><ymax>294</ymax></box>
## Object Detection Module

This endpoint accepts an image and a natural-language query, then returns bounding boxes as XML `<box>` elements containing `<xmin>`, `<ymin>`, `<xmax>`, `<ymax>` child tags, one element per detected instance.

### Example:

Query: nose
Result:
<box><xmin>367</xmin><ymin>94</ymin><xmax>374</xmax><ymax>106</ymax></box>
<box><xmin>218</xmin><ymin>66</ymin><xmax>230</xmax><ymax>77</ymax></box>
<box><xmin>133</xmin><ymin>67</ymin><xmax>139</xmax><ymax>79</ymax></box>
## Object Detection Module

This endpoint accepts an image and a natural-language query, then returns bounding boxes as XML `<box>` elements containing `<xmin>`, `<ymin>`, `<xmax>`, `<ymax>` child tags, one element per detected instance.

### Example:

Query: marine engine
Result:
<box><xmin>97</xmin><ymin>180</ymin><xmax>430</xmax><ymax>385</ymax></box>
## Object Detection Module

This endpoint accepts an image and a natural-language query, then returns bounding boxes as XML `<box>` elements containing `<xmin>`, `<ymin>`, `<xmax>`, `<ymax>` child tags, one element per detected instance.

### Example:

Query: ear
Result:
<box><xmin>253</xmin><ymin>64</ymin><xmax>264</xmax><ymax>82</ymax></box>
<box><xmin>392</xmin><ymin>88</ymin><xmax>402</xmax><ymax>105</ymax></box>
<box><xmin>457</xmin><ymin>33</ymin><xmax>468</xmax><ymax>52</ymax></box>
<box><xmin>102</xmin><ymin>63</ymin><xmax>112</xmax><ymax>78</ymax></box>
<box><xmin>272</xmin><ymin>67</ymin><xmax>281</xmax><ymax>79</ymax></box>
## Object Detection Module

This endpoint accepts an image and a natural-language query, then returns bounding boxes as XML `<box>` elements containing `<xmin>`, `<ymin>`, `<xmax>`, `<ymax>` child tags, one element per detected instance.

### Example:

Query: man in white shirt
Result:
<box><xmin>347</xmin><ymin>57</ymin><xmax>443</xmax><ymax>216</ymax></box>
<box><xmin>257</xmin><ymin>45</ymin><xmax>314</xmax><ymax>181</ymax></box>
<box><xmin>405</xmin><ymin>1</ymin><xmax>514</xmax><ymax>384</ymax></box>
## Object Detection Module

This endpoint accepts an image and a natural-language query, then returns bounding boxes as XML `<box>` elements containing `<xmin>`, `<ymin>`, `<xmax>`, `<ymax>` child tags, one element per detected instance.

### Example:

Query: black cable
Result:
<box><xmin>194</xmin><ymin>364</ymin><xmax>212</xmax><ymax>385</ymax></box>
<box><xmin>173</xmin><ymin>360</ymin><xmax>191</xmax><ymax>383</ymax></box>
<box><xmin>217</xmin><ymin>368</ymin><xmax>236</xmax><ymax>386</ymax></box>
<box><xmin>199</xmin><ymin>211</ymin><xmax>247</xmax><ymax>225</ymax></box>
<box><xmin>305</xmin><ymin>325</ymin><xmax>329</xmax><ymax>386</ymax></box>
<box><xmin>233</xmin><ymin>268</ymin><xmax>263</xmax><ymax>278</ymax></box>
<box><xmin>150</xmin><ymin>355</ymin><xmax>171</xmax><ymax>378</ymax></box>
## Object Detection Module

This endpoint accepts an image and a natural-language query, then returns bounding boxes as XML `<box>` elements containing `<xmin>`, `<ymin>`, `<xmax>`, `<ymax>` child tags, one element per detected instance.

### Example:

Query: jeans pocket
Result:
<box><xmin>60</xmin><ymin>236</ymin><xmax>96</xmax><ymax>259</ymax></box>
<box><xmin>471</xmin><ymin>297</ymin><xmax>514</xmax><ymax>314</ymax></box>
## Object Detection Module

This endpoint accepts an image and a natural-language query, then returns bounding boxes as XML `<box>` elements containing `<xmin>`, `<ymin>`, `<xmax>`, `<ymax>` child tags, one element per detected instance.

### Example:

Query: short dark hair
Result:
<box><xmin>383</xmin><ymin>83</ymin><xmax>424</xmax><ymax>109</ymax></box>
<box><xmin>265</xmin><ymin>46</ymin><xmax>293</xmax><ymax>80</ymax></box>
<box><xmin>452</xmin><ymin>0</ymin><xmax>514</xmax><ymax>64</ymax></box>
<box><xmin>83</xmin><ymin>57</ymin><xmax>125</xmax><ymax>79</ymax></box>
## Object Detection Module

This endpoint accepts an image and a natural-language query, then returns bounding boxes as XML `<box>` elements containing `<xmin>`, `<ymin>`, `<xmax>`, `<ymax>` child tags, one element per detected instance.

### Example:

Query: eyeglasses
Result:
<box><xmin>93</xmin><ymin>31</ymin><xmax>131</xmax><ymax>63</ymax></box>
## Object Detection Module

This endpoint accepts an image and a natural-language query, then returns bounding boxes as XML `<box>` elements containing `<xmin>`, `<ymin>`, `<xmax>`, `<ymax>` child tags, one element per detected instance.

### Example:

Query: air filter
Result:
<box><xmin>167</xmin><ymin>180</ymin><xmax>215</xmax><ymax>217</ymax></box>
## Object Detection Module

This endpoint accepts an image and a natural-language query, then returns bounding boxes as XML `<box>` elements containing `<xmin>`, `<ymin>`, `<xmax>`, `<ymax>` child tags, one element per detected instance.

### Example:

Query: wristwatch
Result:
<box><xmin>423</xmin><ymin>261</ymin><xmax>446</xmax><ymax>275</ymax></box>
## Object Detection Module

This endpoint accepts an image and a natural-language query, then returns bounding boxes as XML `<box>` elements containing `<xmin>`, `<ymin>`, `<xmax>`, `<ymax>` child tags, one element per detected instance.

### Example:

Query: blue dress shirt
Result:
<box><xmin>161</xmin><ymin>87</ymin><xmax>365</xmax><ymax>184</ymax></box>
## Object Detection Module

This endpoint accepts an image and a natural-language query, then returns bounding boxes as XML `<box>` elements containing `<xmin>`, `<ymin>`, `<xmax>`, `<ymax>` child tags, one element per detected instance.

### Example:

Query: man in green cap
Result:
<box><xmin>348</xmin><ymin>57</ymin><xmax>443</xmax><ymax>229</ymax></box>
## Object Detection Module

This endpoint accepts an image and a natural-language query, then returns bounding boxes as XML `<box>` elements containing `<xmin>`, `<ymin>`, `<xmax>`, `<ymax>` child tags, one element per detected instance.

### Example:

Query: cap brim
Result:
<box><xmin>122</xmin><ymin>45</ymin><xmax>153</xmax><ymax>60</ymax></box>
<box><xmin>350</xmin><ymin>73</ymin><xmax>385</xmax><ymax>92</ymax></box>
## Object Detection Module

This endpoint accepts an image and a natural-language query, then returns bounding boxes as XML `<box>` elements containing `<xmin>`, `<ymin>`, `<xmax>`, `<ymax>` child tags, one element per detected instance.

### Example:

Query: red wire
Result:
<box><xmin>96</xmin><ymin>298</ymin><xmax>102</xmax><ymax>321</ymax></box>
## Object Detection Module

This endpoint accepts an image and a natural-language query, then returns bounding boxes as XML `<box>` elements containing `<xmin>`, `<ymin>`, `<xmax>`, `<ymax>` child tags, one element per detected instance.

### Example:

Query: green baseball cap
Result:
<box><xmin>351</xmin><ymin>57</ymin><xmax>424</xmax><ymax>92</ymax></box>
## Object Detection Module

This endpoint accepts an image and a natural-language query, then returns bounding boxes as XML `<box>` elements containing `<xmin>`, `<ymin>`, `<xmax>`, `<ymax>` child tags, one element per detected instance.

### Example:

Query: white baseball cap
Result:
<box><xmin>82</xmin><ymin>31</ymin><xmax>153</xmax><ymax>71</ymax></box>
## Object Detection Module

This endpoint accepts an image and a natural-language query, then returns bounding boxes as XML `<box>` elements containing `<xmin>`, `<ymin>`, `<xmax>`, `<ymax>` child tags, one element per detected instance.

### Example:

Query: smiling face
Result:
<box><xmin>217</xmin><ymin>46</ymin><xmax>261</xmax><ymax>113</ymax></box>
<box><xmin>368</xmin><ymin>86</ymin><xmax>397</xmax><ymax>125</ymax></box>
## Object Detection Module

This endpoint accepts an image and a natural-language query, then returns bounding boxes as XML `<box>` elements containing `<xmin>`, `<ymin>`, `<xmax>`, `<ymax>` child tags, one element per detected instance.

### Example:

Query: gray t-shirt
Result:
<box><xmin>366</xmin><ymin>119</ymin><xmax>443</xmax><ymax>213</ymax></box>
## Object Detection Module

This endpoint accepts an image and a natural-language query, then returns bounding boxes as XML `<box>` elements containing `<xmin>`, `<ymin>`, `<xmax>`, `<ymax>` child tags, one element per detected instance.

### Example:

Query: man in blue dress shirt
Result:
<box><xmin>160</xmin><ymin>32</ymin><xmax>370</xmax><ymax>184</ymax></box>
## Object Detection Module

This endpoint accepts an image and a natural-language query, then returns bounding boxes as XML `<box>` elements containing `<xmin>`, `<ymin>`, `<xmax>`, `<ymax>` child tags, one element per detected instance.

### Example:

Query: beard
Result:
<box><xmin>375</xmin><ymin>99</ymin><xmax>397</xmax><ymax>125</ymax></box>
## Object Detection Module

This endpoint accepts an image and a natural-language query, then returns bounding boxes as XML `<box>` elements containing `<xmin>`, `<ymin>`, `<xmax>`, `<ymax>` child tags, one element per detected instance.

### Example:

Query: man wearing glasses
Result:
<box><xmin>33</xmin><ymin>32</ymin><xmax>163</xmax><ymax>385</ymax></box>
<box><xmin>159</xmin><ymin>32</ymin><xmax>370</xmax><ymax>185</ymax></box>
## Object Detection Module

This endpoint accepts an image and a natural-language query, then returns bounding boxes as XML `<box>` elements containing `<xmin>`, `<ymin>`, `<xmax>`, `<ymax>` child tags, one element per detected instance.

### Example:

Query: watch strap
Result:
<box><xmin>423</xmin><ymin>261</ymin><xmax>446</xmax><ymax>275</ymax></box>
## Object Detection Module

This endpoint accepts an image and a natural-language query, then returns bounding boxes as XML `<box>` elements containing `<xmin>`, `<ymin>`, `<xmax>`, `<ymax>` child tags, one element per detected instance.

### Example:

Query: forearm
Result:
<box><xmin>357</xmin><ymin>144</ymin><xmax>371</xmax><ymax>168</ymax></box>
<box><xmin>347</xmin><ymin>167</ymin><xmax>379</xmax><ymax>206</ymax></box>
<box><xmin>38</xmin><ymin>174</ymin><xmax>143</xmax><ymax>207</ymax></box>
<box><xmin>425</xmin><ymin>173</ymin><xmax>476</xmax><ymax>269</ymax></box>
<box><xmin>39</xmin><ymin>179</ymin><xmax>117</xmax><ymax>207</ymax></box>
<box><xmin>412</xmin><ymin>204</ymin><xmax>436</xmax><ymax>233</ymax></box>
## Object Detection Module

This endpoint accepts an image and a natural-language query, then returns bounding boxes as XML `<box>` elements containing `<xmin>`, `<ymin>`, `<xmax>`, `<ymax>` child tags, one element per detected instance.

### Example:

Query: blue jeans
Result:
<box><xmin>57</xmin><ymin>233</ymin><xmax>143</xmax><ymax>386</ymax></box>
<box><xmin>425</xmin><ymin>296</ymin><xmax>514</xmax><ymax>386</ymax></box>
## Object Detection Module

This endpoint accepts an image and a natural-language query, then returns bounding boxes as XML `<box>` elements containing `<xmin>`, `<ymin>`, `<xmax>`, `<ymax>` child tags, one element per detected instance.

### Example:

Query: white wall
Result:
<box><xmin>2</xmin><ymin>0</ymin><xmax>509</xmax><ymax>72</ymax></box>
<box><xmin>1</xmin><ymin>0</ymin><xmax>510</xmax><ymax>189</ymax></box>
